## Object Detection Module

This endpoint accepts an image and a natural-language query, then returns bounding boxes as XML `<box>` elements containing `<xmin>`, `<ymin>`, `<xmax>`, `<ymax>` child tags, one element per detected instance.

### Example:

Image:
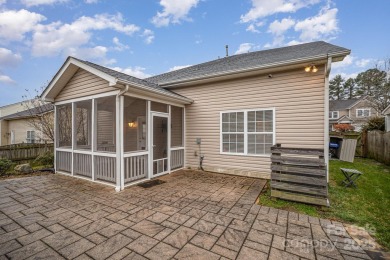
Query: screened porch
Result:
<box><xmin>55</xmin><ymin>94</ymin><xmax>185</xmax><ymax>191</ymax></box>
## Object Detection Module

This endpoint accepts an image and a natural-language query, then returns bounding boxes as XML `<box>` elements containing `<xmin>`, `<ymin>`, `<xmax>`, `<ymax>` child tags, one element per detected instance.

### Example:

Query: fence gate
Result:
<box><xmin>270</xmin><ymin>144</ymin><xmax>328</xmax><ymax>206</ymax></box>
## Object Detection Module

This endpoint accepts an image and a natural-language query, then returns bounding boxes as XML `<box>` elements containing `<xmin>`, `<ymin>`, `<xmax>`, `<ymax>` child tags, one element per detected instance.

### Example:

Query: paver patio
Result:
<box><xmin>0</xmin><ymin>170</ymin><xmax>372</xmax><ymax>259</ymax></box>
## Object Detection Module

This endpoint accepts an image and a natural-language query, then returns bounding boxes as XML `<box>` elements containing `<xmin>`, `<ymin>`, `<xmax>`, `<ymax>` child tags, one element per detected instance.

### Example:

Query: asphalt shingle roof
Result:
<box><xmin>0</xmin><ymin>104</ymin><xmax>54</xmax><ymax>120</ymax></box>
<box><xmin>146</xmin><ymin>41</ymin><xmax>350</xmax><ymax>85</ymax></box>
<box><xmin>329</xmin><ymin>99</ymin><xmax>359</xmax><ymax>111</ymax></box>
<box><xmin>73</xmin><ymin>58</ymin><xmax>190</xmax><ymax>101</ymax></box>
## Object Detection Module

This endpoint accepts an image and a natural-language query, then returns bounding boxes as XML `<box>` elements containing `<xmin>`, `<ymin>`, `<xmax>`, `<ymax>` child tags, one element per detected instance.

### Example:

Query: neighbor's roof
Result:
<box><xmin>0</xmin><ymin>104</ymin><xmax>53</xmax><ymax>121</ymax></box>
<box><xmin>329</xmin><ymin>99</ymin><xmax>360</xmax><ymax>111</ymax></box>
<box><xmin>147</xmin><ymin>41</ymin><xmax>350</xmax><ymax>86</ymax></box>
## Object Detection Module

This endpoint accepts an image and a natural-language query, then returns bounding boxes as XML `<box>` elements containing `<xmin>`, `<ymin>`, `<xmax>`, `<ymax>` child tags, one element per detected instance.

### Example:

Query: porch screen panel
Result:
<box><xmin>151</xmin><ymin>101</ymin><xmax>168</xmax><ymax>113</ymax></box>
<box><xmin>75</xmin><ymin>100</ymin><xmax>92</xmax><ymax>150</ymax></box>
<box><xmin>96</xmin><ymin>96</ymin><xmax>116</xmax><ymax>152</ymax></box>
<box><xmin>123</xmin><ymin>96</ymin><xmax>147</xmax><ymax>152</ymax></box>
<box><xmin>171</xmin><ymin>106</ymin><xmax>183</xmax><ymax>147</ymax></box>
<box><xmin>57</xmin><ymin>104</ymin><xmax>72</xmax><ymax>148</ymax></box>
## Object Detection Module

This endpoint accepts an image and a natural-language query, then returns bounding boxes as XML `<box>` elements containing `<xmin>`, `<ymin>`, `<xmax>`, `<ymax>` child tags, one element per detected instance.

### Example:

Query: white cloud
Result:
<box><xmin>31</xmin><ymin>13</ymin><xmax>140</xmax><ymax>57</ymax></box>
<box><xmin>169</xmin><ymin>65</ymin><xmax>191</xmax><ymax>72</ymax></box>
<box><xmin>21</xmin><ymin>0</ymin><xmax>68</xmax><ymax>7</ymax></box>
<box><xmin>235</xmin><ymin>43</ymin><xmax>255</xmax><ymax>54</ymax></box>
<box><xmin>0</xmin><ymin>74</ymin><xmax>15</xmax><ymax>85</ymax></box>
<box><xmin>65</xmin><ymin>46</ymin><xmax>116</xmax><ymax>65</ymax></box>
<box><xmin>142</xmin><ymin>29</ymin><xmax>154</xmax><ymax>44</ymax></box>
<box><xmin>294</xmin><ymin>6</ymin><xmax>338</xmax><ymax>42</ymax></box>
<box><xmin>332</xmin><ymin>55</ymin><xmax>354</xmax><ymax>69</ymax></box>
<box><xmin>111</xmin><ymin>66</ymin><xmax>151</xmax><ymax>79</ymax></box>
<box><xmin>0</xmin><ymin>9</ymin><xmax>46</xmax><ymax>42</ymax></box>
<box><xmin>246</xmin><ymin>24</ymin><xmax>259</xmax><ymax>33</ymax></box>
<box><xmin>240</xmin><ymin>0</ymin><xmax>320</xmax><ymax>23</ymax></box>
<box><xmin>0</xmin><ymin>48</ymin><xmax>22</xmax><ymax>67</ymax></box>
<box><xmin>0</xmin><ymin>0</ymin><xmax>6</xmax><ymax>5</ymax></box>
<box><xmin>112</xmin><ymin>37</ymin><xmax>129</xmax><ymax>51</ymax></box>
<box><xmin>356</xmin><ymin>58</ymin><xmax>371</xmax><ymax>68</ymax></box>
<box><xmin>151</xmin><ymin>0</ymin><xmax>200</xmax><ymax>27</ymax></box>
<box><xmin>330</xmin><ymin>72</ymin><xmax>359</xmax><ymax>80</ymax></box>
<box><xmin>84</xmin><ymin>0</ymin><xmax>98</xmax><ymax>3</ymax></box>
<box><xmin>268</xmin><ymin>18</ymin><xmax>295</xmax><ymax>35</ymax></box>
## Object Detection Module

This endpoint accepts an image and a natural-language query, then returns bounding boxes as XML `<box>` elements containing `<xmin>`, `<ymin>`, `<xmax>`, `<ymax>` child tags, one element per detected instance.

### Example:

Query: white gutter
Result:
<box><xmin>116</xmin><ymin>78</ymin><xmax>193</xmax><ymax>104</ymax></box>
<box><xmin>158</xmin><ymin>50</ymin><xmax>350</xmax><ymax>88</ymax></box>
<box><xmin>325</xmin><ymin>56</ymin><xmax>332</xmax><ymax>183</ymax></box>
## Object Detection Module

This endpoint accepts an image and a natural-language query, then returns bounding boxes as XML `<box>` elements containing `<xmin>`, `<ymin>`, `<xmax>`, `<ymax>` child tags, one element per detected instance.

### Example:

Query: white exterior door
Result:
<box><xmin>151</xmin><ymin>113</ymin><xmax>169</xmax><ymax>177</ymax></box>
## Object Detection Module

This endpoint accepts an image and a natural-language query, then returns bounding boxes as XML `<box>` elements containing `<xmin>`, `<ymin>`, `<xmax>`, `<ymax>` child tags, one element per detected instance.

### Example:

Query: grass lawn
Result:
<box><xmin>258</xmin><ymin>158</ymin><xmax>390</xmax><ymax>250</ymax></box>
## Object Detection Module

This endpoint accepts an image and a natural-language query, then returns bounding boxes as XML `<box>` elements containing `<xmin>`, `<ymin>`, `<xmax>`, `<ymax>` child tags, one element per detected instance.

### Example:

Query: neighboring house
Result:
<box><xmin>329</xmin><ymin>96</ymin><xmax>380</xmax><ymax>131</ymax></box>
<box><xmin>41</xmin><ymin>41</ymin><xmax>350</xmax><ymax>191</ymax></box>
<box><xmin>384</xmin><ymin>104</ymin><xmax>390</xmax><ymax>132</ymax></box>
<box><xmin>0</xmin><ymin>104</ymin><xmax>54</xmax><ymax>146</ymax></box>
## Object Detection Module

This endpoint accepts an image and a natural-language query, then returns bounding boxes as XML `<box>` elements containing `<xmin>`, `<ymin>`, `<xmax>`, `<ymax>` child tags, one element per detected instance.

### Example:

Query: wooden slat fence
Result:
<box><xmin>366</xmin><ymin>130</ymin><xmax>390</xmax><ymax>165</ymax></box>
<box><xmin>0</xmin><ymin>143</ymin><xmax>54</xmax><ymax>161</ymax></box>
<box><xmin>270</xmin><ymin>144</ymin><xmax>328</xmax><ymax>206</ymax></box>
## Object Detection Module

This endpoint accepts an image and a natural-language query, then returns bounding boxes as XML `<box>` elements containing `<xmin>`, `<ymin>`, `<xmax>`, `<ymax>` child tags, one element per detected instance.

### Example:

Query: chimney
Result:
<box><xmin>225</xmin><ymin>45</ymin><xmax>229</xmax><ymax>57</ymax></box>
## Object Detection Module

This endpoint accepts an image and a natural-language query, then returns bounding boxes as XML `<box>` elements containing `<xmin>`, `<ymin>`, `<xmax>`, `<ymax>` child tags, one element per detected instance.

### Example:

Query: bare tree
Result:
<box><xmin>22</xmin><ymin>86</ymin><xmax>54</xmax><ymax>143</ymax></box>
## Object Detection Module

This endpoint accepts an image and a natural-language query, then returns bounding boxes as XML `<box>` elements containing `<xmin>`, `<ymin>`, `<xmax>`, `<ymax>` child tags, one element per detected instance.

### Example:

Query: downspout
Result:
<box><xmin>115</xmin><ymin>84</ymin><xmax>129</xmax><ymax>192</ymax></box>
<box><xmin>324</xmin><ymin>57</ymin><xmax>332</xmax><ymax>183</ymax></box>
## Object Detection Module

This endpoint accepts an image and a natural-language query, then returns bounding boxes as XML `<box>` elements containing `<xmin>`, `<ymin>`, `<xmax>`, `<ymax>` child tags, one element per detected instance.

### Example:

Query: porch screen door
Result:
<box><xmin>152</xmin><ymin>114</ymin><xmax>168</xmax><ymax>176</ymax></box>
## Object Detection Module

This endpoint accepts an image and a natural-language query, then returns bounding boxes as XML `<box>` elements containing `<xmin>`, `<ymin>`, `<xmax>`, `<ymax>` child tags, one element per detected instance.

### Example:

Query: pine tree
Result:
<box><xmin>329</xmin><ymin>75</ymin><xmax>345</xmax><ymax>100</ymax></box>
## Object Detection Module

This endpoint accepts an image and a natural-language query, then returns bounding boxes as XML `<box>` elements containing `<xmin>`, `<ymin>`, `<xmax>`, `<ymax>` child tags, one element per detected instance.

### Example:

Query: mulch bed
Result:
<box><xmin>0</xmin><ymin>171</ymin><xmax>54</xmax><ymax>180</ymax></box>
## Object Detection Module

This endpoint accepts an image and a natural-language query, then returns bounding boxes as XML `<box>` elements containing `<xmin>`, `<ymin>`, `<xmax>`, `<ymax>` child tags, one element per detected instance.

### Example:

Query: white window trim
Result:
<box><xmin>220</xmin><ymin>108</ymin><xmax>276</xmax><ymax>157</ymax></box>
<box><xmin>329</xmin><ymin>111</ymin><xmax>339</xmax><ymax>119</ymax></box>
<box><xmin>356</xmin><ymin>108</ymin><xmax>371</xmax><ymax>117</ymax></box>
<box><xmin>26</xmin><ymin>130</ymin><xmax>36</xmax><ymax>144</ymax></box>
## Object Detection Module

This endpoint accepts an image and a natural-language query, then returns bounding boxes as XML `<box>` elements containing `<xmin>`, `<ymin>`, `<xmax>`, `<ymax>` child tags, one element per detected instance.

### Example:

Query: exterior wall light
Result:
<box><xmin>128</xmin><ymin>121</ymin><xmax>137</xmax><ymax>128</ymax></box>
<box><xmin>305</xmin><ymin>64</ymin><xmax>318</xmax><ymax>73</ymax></box>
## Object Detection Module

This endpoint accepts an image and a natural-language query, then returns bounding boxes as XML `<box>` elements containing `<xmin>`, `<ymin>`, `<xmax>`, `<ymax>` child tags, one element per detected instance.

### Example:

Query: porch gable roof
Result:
<box><xmin>41</xmin><ymin>57</ymin><xmax>193</xmax><ymax>104</ymax></box>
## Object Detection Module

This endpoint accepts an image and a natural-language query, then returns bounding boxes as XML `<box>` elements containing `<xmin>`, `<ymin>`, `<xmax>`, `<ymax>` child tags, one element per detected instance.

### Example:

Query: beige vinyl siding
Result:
<box><xmin>55</xmin><ymin>69</ymin><xmax>110</xmax><ymax>102</ymax></box>
<box><xmin>7</xmin><ymin>119</ymin><xmax>39</xmax><ymax>144</ymax></box>
<box><xmin>174</xmin><ymin>66</ymin><xmax>326</xmax><ymax>178</ymax></box>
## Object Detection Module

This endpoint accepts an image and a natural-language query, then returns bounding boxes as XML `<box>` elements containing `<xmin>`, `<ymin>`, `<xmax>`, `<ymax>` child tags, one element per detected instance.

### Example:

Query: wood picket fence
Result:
<box><xmin>0</xmin><ymin>143</ymin><xmax>54</xmax><ymax>161</ymax></box>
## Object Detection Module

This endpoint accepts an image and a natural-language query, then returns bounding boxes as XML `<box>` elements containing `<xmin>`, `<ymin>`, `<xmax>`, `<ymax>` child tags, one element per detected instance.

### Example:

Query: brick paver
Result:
<box><xmin>0</xmin><ymin>170</ymin><xmax>373</xmax><ymax>259</ymax></box>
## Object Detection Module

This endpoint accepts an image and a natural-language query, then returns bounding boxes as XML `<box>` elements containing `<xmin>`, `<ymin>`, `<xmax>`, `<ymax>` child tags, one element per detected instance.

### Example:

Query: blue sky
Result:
<box><xmin>0</xmin><ymin>0</ymin><xmax>389</xmax><ymax>106</ymax></box>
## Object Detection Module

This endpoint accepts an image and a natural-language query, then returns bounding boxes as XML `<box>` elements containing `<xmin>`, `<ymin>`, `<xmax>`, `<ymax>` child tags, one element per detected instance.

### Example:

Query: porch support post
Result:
<box><xmin>147</xmin><ymin>101</ymin><xmax>152</xmax><ymax>179</ymax></box>
<box><xmin>115</xmin><ymin>95</ymin><xmax>121</xmax><ymax>192</ymax></box>
<box><xmin>168</xmin><ymin>105</ymin><xmax>171</xmax><ymax>173</ymax></box>
<box><xmin>120</xmin><ymin>95</ymin><xmax>125</xmax><ymax>190</ymax></box>
<box><xmin>53</xmin><ymin>105</ymin><xmax>57</xmax><ymax>172</ymax></box>
<box><xmin>91</xmin><ymin>99</ymin><xmax>96</xmax><ymax>181</ymax></box>
<box><xmin>71</xmin><ymin>102</ymin><xmax>75</xmax><ymax>176</ymax></box>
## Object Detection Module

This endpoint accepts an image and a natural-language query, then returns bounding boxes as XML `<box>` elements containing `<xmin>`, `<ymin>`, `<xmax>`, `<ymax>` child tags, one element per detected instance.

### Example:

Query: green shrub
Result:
<box><xmin>362</xmin><ymin>117</ymin><xmax>385</xmax><ymax>132</ymax></box>
<box><xmin>0</xmin><ymin>158</ymin><xmax>12</xmax><ymax>175</ymax></box>
<box><xmin>33</xmin><ymin>152</ymin><xmax>54</xmax><ymax>167</ymax></box>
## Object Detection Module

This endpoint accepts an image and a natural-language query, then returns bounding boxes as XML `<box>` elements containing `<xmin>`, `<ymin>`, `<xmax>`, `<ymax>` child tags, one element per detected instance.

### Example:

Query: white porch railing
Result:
<box><xmin>73</xmin><ymin>153</ymin><xmax>92</xmax><ymax>178</ymax></box>
<box><xmin>171</xmin><ymin>147</ymin><xmax>184</xmax><ymax>170</ymax></box>
<box><xmin>56</xmin><ymin>151</ymin><xmax>72</xmax><ymax>173</ymax></box>
<box><xmin>95</xmin><ymin>155</ymin><xmax>116</xmax><ymax>183</ymax></box>
<box><xmin>124</xmin><ymin>152</ymin><xmax>148</xmax><ymax>184</ymax></box>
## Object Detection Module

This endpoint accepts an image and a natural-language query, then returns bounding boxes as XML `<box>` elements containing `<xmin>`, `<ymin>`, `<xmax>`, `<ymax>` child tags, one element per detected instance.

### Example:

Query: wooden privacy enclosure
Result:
<box><xmin>0</xmin><ymin>143</ymin><xmax>54</xmax><ymax>161</ymax></box>
<box><xmin>270</xmin><ymin>144</ymin><xmax>328</xmax><ymax>206</ymax></box>
<box><xmin>366</xmin><ymin>130</ymin><xmax>390</xmax><ymax>165</ymax></box>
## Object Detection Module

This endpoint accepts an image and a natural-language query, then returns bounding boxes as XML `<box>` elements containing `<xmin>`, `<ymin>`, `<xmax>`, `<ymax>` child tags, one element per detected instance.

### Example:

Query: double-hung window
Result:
<box><xmin>26</xmin><ymin>130</ymin><xmax>36</xmax><ymax>144</ymax></box>
<box><xmin>221</xmin><ymin>108</ymin><xmax>275</xmax><ymax>155</ymax></box>
<box><xmin>356</xmin><ymin>108</ymin><xmax>370</xmax><ymax>117</ymax></box>
<box><xmin>329</xmin><ymin>111</ymin><xmax>339</xmax><ymax>119</ymax></box>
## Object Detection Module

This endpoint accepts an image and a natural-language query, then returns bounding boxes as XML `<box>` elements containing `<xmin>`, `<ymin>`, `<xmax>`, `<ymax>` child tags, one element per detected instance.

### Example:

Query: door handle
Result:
<box><xmin>152</xmin><ymin>145</ymin><xmax>156</xmax><ymax>148</ymax></box>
